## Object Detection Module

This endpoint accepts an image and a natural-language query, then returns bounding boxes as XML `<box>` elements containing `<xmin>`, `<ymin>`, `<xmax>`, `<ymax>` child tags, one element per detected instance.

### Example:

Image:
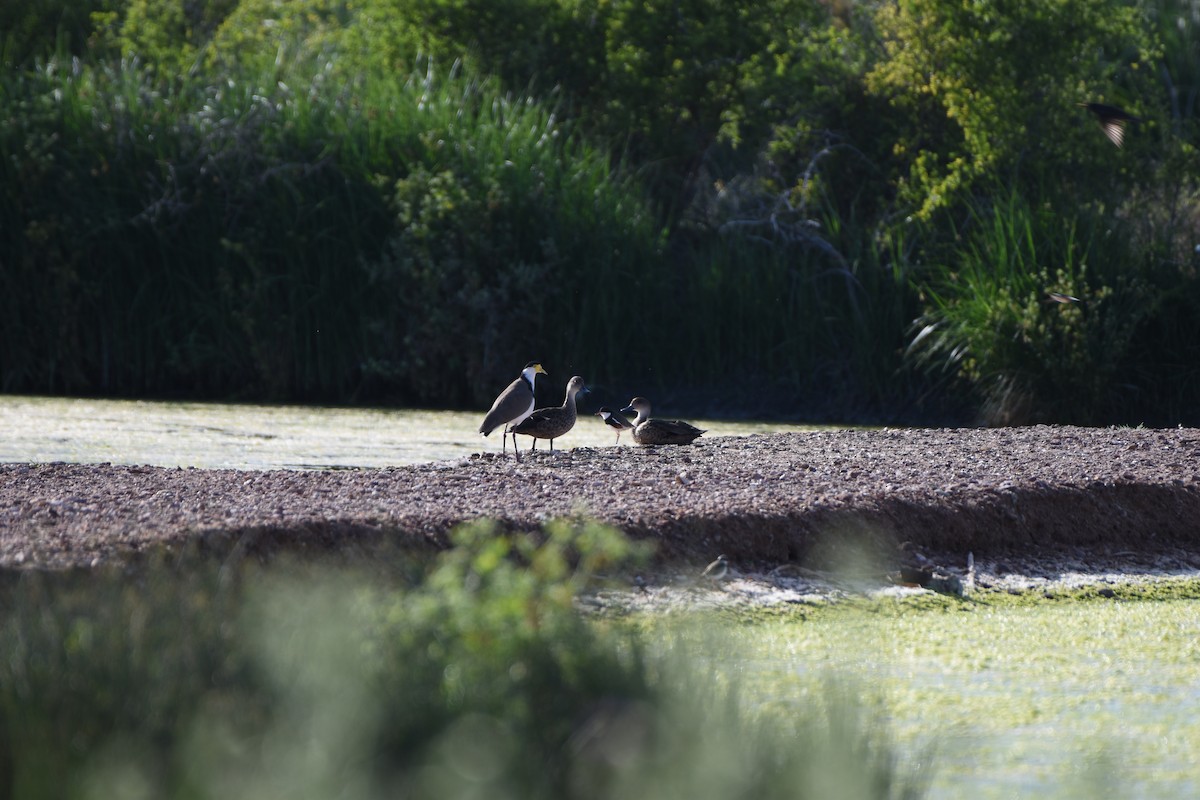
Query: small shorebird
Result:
<box><xmin>620</xmin><ymin>397</ymin><xmax>706</xmax><ymax>445</ymax></box>
<box><xmin>594</xmin><ymin>406</ymin><xmax>634</xmax><ymax>444</ymax></box>
<box><xmin>479</xmin><ymin>361</ymin><xmax>547</xmax><ymax>456</ymax></box>
<box><xmin>699</xmin><ymin>555</ymin><xmax>729</xmax><ymax>583</ymax></box>
<box><xmin>511</xmin><ymin>375</ymin><xmax>588</xmax><ymax>452</ymax></box>
<box><xmin>1080</xmin><ymin>102</ymin><xmax>1139</xmax><ymax>148</ymax></box>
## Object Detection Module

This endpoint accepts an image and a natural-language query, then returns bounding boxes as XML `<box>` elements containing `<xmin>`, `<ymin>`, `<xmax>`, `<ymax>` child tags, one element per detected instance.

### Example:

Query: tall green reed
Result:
<box><xmin>0</xmin><ymin>53</ymin><xmax>390</xmax><ymax>399</ymax></box>
<box><xmin>907</xmin><ymin>189</ymin><xmax>1157</xmax><ymax>424</ymax></box>
<box><xmin>0</xmin><ymin>51</ymin><xmax>665</xmax><ymax>405</ymax></box>
<box><xmin>1</xmin><ymin>43</ymin><xmax>912</xmax><ymax>417</ymax></box>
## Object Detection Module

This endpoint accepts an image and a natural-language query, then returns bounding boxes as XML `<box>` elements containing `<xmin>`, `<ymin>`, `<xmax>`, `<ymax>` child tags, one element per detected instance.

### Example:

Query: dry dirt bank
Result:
<box><xmin>2</xmin><ymin>426</ymin><xmax>1200</xmax><ymax>579</ymax></box>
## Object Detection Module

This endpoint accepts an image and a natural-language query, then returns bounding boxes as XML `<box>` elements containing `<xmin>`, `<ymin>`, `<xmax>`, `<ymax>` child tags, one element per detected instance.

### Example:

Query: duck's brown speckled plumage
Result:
<box><xmin>511</xmin><ymin>376</ymin><xmax>588</xmax><ymax>451</ymax></box>
<box><xmin>620</xmin><ymin>397</ymin><xmax>705</xmax><ymax>445</ymax></box>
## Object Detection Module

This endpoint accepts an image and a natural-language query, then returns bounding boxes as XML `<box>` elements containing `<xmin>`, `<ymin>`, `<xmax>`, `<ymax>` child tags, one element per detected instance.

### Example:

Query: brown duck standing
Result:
<box><xmin>511</xmin><ymin>375</ymin><xmax>588</xmax><ymax>452</ymax></box>
<box><xmin>1080</xmin><ymin>102</ymin><xmax>1139</xmax><ymax>148</ymax></box>
<box><xmin>620</xmin><ymin>397</ymin><xmax>706</xmax><ymax>445</ymax></box>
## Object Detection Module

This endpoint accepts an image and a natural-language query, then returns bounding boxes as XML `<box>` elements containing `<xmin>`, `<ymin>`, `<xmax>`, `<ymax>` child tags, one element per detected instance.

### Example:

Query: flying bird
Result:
<box><xmin>1080</xmin><ymin>102</ymin><xmax>1139</xmax><ymax>148</ymax></box>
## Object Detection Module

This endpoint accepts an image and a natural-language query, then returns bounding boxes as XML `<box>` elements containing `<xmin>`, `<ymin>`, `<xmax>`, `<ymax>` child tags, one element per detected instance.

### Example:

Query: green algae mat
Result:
<box><xmin>658</xmin><ymin>582</ymin><xmax>1200</xmax><ymax>798</ymax></box>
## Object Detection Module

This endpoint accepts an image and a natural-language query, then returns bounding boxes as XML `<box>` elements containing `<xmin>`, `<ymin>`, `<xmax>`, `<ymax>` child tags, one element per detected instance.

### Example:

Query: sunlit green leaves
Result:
<box><xmin>867</xmin><ymin>0</ymin><xmax>1160</xmax><ymax>218</ymax></box>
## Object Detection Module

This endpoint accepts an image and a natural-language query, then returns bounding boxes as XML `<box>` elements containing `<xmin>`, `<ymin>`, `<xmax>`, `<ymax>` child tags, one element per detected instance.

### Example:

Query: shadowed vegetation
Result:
<box><xmin>2</xmin><ymin>0</ymin><xmax>1200</xmax><ymax>423</ymax></box>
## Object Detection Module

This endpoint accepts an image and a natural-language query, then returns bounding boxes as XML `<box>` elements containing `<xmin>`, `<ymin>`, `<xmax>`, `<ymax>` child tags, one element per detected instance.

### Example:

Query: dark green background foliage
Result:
<box><xmin>3</xmin><ymin>0</ymin><xmax>1200</xmax><ymax>422</ymax></box>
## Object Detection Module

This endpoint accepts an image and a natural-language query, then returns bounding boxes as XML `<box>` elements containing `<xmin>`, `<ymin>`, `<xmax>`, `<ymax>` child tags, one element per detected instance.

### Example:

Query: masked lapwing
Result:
<box><xmin>479</xmin><ymin>361</ymin><xmax>546</xmax><ymax>455</ymax></box>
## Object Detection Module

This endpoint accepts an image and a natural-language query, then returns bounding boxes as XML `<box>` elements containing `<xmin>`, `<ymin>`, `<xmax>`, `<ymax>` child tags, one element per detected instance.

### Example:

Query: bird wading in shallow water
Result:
<box><xmin>594</xmin><ymin>406</ymin><xmax>634</xmax><ymax>444</ymax></box>
<box><xmin>1080</xmin><ymin>102</ymin><xmax>1139</xmax><ymax>148</ymax></box>
<box><xmin>699</xmin><ymin>555</ymin><xmax>729</xmax><ymax>583</ymax></box>
<box><xmin>511</xmin><ymin>375</ymin><xmax>589</xmax><ymax>453</ymax></box>
<box><xmin>479</xmin><ymin>361</ymin><xmax>547</xmax><ymax>457</ymax></box>
<box><xmin>620</xmin><ymin>397</ymin><xmax>706</xmax><ymax>445</ymax></box>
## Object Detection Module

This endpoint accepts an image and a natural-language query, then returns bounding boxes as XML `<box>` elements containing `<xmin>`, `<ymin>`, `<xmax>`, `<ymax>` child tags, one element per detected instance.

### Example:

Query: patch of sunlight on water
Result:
<box><xmin>687</xmin><ymin>599</ymin><xmax>1200</xmax><ymax>799</ymax></box>
<box><xmin>0</xmin><ymin>394</ymin><xmax>823</xmax><ymax>470</ymax></box>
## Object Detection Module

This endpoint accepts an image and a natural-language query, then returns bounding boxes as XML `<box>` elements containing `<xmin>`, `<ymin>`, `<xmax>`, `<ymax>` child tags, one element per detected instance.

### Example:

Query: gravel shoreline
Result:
<box><xmin>4</xmin><ymin>426</ymin><xmax>1200</xmax><ymax>586</ymax></box>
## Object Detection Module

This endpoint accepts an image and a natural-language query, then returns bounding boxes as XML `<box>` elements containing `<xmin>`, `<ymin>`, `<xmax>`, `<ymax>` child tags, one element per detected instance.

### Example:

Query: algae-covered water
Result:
<box><xmin>679</xmin><ymin>590</ymin><xmax>1200</xmax><ymax>798</ymax></box>
<box><xmin>0</xmin><ymin>394</ymin><xmax>817</xmax><ymax>469</ymax></box>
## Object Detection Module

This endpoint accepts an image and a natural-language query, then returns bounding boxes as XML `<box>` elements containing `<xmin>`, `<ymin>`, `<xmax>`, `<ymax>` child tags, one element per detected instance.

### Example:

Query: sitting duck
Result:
<box><xmin>619</xmin><ymin>397</ymin><xmax>705</xmax><ymax>446</ymax></box>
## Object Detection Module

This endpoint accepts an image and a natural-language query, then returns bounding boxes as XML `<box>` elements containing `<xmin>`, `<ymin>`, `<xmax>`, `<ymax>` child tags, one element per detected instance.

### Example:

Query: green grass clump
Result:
<box><xmin>0</xmin><ymin>521</ymin><xmax>925</xmax><ymax>799</ymax></box>
<box><xmin>907</xmin><ymin>189</ymin><xmax>1177</xmax><ymax>425</ymax></box>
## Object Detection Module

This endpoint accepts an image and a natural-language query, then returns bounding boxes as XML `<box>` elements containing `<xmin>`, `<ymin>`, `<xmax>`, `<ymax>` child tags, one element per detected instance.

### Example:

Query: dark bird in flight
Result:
<box><xmin>1080</xmin><ymin>102</ymin><xmax>1139</xmax><ymax>148</ymax></box>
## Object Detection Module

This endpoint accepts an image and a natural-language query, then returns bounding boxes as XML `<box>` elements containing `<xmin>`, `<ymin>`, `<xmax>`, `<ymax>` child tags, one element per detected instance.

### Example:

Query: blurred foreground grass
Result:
<box><xmin>8</xmin><ymin>515</ymin><xmax>1195</xmax><ymax>798</ymax></box>
<box><xmin>0</xmin><ymin>521</ymin><xmax>925</xmax><ymax>799</ymax></box>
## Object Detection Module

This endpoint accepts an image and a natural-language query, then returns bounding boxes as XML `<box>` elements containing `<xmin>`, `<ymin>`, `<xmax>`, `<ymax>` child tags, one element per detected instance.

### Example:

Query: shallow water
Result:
<box><xmin>0</xmin><ymin>394</ymin><xmax>819</xmax><ymax>470</ymax></box>
<box><xmin>699</xmin><ymin>598</ymin><xmax>1200</xmax><ymax>799</ymax></box>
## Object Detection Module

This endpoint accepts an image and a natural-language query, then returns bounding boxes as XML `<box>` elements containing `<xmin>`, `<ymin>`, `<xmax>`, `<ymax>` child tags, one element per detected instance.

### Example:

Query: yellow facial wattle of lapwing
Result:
<box><xmin>619</xmin><ymin>397</ymin><xmax>706</xmax><ymax>446</ymax></box>
<box><xmin>510</xmin><ymin>375</ymin><xmax>588</xmax><ymax>453</ymax></box>
<box><xmin>479</xmin><ymin>361</ymin><xmax>547</xmax><ymax>457</ymax></box>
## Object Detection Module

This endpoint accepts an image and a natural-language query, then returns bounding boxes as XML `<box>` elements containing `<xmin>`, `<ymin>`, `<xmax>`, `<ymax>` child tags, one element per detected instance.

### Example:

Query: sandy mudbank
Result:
<box><xmin>3</xmin><ymin>426</ymin><xmax>1199</xmax><ymax>584</ymax></box>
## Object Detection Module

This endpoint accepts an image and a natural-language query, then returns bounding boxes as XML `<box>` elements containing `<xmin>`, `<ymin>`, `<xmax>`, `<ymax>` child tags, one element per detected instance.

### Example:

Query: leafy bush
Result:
<box><xmin>0</xmin><ymin>52</ymin><xmax>664</xmax><ymax>405</ymax></box>
<box><xmin>867</xmin><ymin>0</ymin><xmax>1160</xmax><ymax>218</ymax></box>
<box><xmin>358</xmin><ymin>68</ymin><xmax>665</xmax><ymax>405</ymax></box>
<box><xmin>0</xmin><ymin>0</ymin><xmax>117</xmax><ymax>66</ymax></box>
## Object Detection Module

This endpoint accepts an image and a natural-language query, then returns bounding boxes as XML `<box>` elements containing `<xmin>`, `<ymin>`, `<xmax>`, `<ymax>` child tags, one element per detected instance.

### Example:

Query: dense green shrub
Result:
<box><xmin>0</xmin><ymin>0</ymin><xmax>118</xmax><ymax>66</ymax></box>
<box><xmin>0</xmin><ymin>54</ymin><xmax>666</xmax><ymax>405</ymax></box>
<box><xmin>866</xmin><ymin>0</ymin><xmax>1161</xmax><ymax>218</ymax></box>
<box><xmin>301</xmin><ymin>0</ymin><xmax>862</xmax><ymax>214</ymax></box>
<box><xmin>3</xmin><ymin>0</ymin><xmax>1200</xmax><ymax>422</ymax></box>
